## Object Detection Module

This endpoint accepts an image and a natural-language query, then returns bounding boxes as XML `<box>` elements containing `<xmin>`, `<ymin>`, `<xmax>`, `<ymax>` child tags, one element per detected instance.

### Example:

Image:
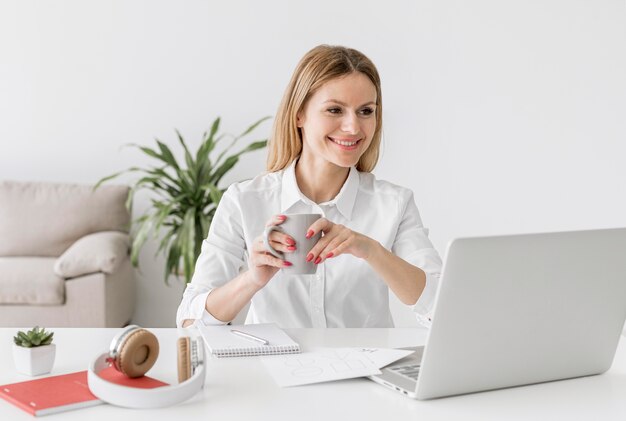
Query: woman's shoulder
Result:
<box><xmin>358</xmin><ymin>171</ymin><xmax>413</xmax><ymax>198</ymax></box>
<box><xmin>225</xmin><ymin>170</ymin><xmax>283</xmax><ymax>195</ymax></box>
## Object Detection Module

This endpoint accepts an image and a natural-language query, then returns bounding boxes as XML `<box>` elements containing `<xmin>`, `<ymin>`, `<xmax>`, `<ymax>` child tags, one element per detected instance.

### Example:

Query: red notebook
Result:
<box><xmin>0</xmin><ymin>368</ymin><xmax>168</xmax><ymax>417</ymax></box>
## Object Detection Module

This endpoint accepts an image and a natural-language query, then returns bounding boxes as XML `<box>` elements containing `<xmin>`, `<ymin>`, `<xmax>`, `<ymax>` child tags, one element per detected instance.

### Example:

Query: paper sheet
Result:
<box><xmin>261</xmin><ymin>347</ymin><xmax>415</xmax><ymax>387</ymax></box>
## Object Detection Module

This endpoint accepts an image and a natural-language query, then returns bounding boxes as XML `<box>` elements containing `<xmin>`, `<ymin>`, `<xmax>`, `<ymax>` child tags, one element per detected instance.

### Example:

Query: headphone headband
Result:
<box><xmin>108</xmin><ymin>324</ymin><xmax>141</xmax><ymax>361</ymax></box>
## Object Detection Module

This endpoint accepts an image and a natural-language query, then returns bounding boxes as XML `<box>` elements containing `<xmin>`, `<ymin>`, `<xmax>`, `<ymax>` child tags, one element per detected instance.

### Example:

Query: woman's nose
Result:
<box><xmin>340</xmin><ymin>112</ymin><xmax>359</xmax><ymax>134</ymax></box>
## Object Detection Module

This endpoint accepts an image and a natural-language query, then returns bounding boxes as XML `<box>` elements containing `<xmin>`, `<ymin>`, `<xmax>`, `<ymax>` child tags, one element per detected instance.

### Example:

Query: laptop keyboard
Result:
<box><xmin>390</xmin><ymin>364</ymin><xmax>421</xmax><ymax>381</ymax></box>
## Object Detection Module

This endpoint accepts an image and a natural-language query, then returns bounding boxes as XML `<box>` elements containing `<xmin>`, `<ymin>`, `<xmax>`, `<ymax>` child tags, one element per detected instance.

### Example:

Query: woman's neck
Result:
<box><xmin>295</xmin><ymin>155</ymin><xmax>350</xmax><ymax>204</ymax></box>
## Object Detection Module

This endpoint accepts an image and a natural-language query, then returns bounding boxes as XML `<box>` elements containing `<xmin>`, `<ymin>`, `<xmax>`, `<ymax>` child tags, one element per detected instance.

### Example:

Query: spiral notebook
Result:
<box><xmin>198</xmin><ymin>323</ymin><xmax>300</xmax><ymax>358</ymax></box>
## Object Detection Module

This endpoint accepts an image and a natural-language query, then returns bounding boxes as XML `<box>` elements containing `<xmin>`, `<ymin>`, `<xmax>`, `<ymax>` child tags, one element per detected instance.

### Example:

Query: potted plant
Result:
<box><xmin>13</xmin><ymin>327</ymin><xmax>56</xmax><ymax>376</ymax></box>
<box><xmin>96</xmin><ymin>116</ymin><xmax>270</xmax><ymax>284</ymax></box>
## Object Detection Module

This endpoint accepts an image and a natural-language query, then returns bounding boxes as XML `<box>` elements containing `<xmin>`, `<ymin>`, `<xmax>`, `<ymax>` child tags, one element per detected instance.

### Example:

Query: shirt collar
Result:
<box><xmin>280</xmin><ymin>158</ymin><xmax>360</xmax><ymax>221</ymax></box>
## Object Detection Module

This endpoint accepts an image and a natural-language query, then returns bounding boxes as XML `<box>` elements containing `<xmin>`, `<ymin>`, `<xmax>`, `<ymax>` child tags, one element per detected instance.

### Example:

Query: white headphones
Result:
<box><xmin>87</xmin><ymin>325</ymin><xmax>206</xmax><ymax>409</ymax></box>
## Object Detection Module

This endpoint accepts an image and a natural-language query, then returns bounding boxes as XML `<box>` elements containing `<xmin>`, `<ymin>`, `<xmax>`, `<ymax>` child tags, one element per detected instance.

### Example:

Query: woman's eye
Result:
<box><xmin>360</xmin><ymin>107</ymin><xmax>374</xmax><ymax>116</ymax></box>
<box><xmin>327</xmin><ymin>107</ymin><xmax>341</xmax><ymax>114</ymax></box>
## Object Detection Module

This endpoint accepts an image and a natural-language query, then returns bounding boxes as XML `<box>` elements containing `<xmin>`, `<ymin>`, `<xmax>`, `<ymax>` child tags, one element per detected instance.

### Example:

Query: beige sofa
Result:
<box><xmin>0</xmin><ymin>180</ymin><xmax>135</xmax><ymax>327</ymax></box>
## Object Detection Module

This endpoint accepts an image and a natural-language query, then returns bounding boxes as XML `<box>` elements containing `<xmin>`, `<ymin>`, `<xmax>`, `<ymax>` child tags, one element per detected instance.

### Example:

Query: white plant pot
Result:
<box><xmin>12</xmin><ymin>343</ymin><xmax>56</xmax><ymax>376</ymax></box>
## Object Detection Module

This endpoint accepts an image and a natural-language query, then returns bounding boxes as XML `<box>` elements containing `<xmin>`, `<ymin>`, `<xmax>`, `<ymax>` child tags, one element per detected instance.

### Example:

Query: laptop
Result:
<box><xmin>369</xmin><ymin>228</ymin><xmax>626</xmax><ymax>400</ymax></box>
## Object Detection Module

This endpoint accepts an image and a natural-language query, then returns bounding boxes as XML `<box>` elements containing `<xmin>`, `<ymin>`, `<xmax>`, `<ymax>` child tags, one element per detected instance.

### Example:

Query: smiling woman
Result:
<box><xmin>177</xmin><ymin>45</ymin><xmax>443</xmax><ymax>329</ymax></box>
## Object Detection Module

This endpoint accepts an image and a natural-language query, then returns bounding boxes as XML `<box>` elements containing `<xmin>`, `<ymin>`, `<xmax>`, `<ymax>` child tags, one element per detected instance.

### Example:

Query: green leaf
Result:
<box><xmin>207</xmin><ymin>183</ymin><xmax>223</xmax><ymax>205</ymax></box>
<box><xmin>238</xmin><ymin>139</ymin><xmax>268</xmax><ymax>156</ymax></box>
<box><xmin>135</xmin><ymin>144</ymin><xmax>163</xmax><ymax>161</ymax></box>
<box><xmin>150</xmin><ymin>166</ymin><xmax>183</xmax><ymax>187</ymax></box>
<box><xmin>130</xmin><ymin>216</ymin><xmax>155</xmax><ymax>266</ymax></box>
<box><xmin>93</xmin><ymin>167</ymin><xmax>144</xmax><ymax>190</ymax></box>
<box><xmin>156</xmin><ymin>227</ymin><xmax>177</xmax><ymax>255</ymax></box>
<box><xmin>211</xmin><ymin>139</ymin><xmax>267</xmax><ymax>186</ymax></box>
<box><xmin>195</xmin><ymin>117</ymin><xmax>221</xmax><ymax>167</ymax></box>
<box><xmin>125</xmin><ymin>184</ymin><xmax>137</xmax><ymax>214</ymax></box>
<box><xmin>153</xmin><ymin>197</ymin><xmax>184</xmax><ymax>231</ymax></box>
<box><xmin>213</xmin><ymin>116</ymin><xmax>270</xmax><ymax>168</ymax></box>
<box><xmin>175</xmin><ymin>129</ymin><xmax>195</xmax><ymax>173</ymax></box>
<box><xmin>156</xmin><ymin>140</ymin><xmax>180</xmax><ymax>170</ymax></box>
<box><xmin>41</xmin><ymin>332</ymin><xmax>54</xmax><ymax>345</ymax></box>
<box><xmin>165</xmin><ymin>238</ymin><xmax>182</xmax><ymax>285</ymax></box>
<box><xmin>210</xmin><ymin>155</ymin><xmax>239</xmax><ymax>186</ymax></box>
<box><xmin>237</xmin><ymin>115</ymin><xmax>272</xmax><ymax>139</ymax></box>
<box><xmin>178</xmin><ymin>207</ymin><xmax>197</xmax><ymax>283</ymax></box>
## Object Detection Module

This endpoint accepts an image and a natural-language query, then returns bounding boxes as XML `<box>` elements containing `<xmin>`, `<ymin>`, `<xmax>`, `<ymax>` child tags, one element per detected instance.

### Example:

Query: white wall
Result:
<box><xmin>1</xmin><ymin>1</ymin><xmax>624</xmax><ymax>327</ymax></box>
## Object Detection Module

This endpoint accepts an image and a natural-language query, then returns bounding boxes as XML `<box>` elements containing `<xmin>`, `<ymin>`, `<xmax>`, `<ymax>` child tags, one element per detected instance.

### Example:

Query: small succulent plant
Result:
<box><xmin>13</xmin><ymin>326</ymin><xmax>54</xmax><ymax>348</ymax></box>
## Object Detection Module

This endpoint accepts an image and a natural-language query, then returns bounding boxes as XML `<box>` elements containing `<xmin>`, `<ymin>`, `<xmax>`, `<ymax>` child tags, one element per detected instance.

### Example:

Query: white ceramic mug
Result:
<box><xmin>262</xmin><ymin>213</ymin><xmax>322</xmax><ymax>275</ymax></box>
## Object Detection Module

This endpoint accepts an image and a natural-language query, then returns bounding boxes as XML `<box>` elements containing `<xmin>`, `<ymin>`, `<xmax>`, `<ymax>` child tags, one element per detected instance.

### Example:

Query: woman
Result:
<box><xmin>177</xmin><ymin>45</ymin><xmax>442</xmax><ymax>328</ymax></box>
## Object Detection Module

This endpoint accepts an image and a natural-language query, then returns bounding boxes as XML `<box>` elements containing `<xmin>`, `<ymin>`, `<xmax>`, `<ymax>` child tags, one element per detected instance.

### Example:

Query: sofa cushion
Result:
<box><xmin>54</xmin><ymin>231</ymin><xmax>130</xmax><ymax>278</ymax></box>
<box><xmin>0</xmin><ymin>181</ymin><xmax>130</xmax><ymax>257</ymax></box>
<box><xmin>0</xmin><ymin>257</ymin><xmax>65</xmax><ymax>304</ymax></box>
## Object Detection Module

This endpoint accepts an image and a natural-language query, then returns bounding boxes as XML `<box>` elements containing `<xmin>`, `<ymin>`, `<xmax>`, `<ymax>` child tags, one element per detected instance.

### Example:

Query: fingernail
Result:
<box><xmin>326</xmin><ymin>252</ymin><xmax>334</xmax><ymax>259</ymax></box>
<box><xmin>314</xmin><ymin>257</ymin><xmax>322</xmax><ymax>264</ymax></box>
<box><xmin>278</xmin><ymin>215</ymin><xmax>287</xmax><ymax>220</ymax></box>
<box><xmin>287</xmin><ymin>246</ymin><xmax>296</xmax><ymax>251</ymax></box>
<box><xmin>283</xmin><ymin>261</ymin><xmax>292</xmax><ymax>267</ymax></box>
<box><xmin>306</xmin><ymin>253</ymin><xmax>314</xmax><ymax>262</ymax></box>
<box><xmin>306</xmin><ymin>230</ymin><xmax>314</xmax><ymax>238</ymax></box>
<box><xmin>286</xmin><ymin>237</ymin><xmax>295</xmax><ymax>246</ymax></box>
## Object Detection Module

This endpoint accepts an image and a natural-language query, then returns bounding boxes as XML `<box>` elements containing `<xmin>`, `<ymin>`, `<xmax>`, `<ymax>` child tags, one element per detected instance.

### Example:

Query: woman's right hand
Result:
<box><xmin>248</xmin><ymin>214</ymin><xmax>296</xmax><ymax>288</ymax></box>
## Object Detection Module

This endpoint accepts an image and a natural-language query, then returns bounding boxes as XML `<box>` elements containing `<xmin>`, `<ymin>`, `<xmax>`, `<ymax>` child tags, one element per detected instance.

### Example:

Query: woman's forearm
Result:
<box><xmin>365</xmin><ymin>240</ymin><xmax>427</xmax><ymax>305</ymax></box>
<box><xmin>183</xmin><ymin>271</ymin><xmax>261</xmax><ymax>326</ymax></box>
<box><xmin>205</xmin><ymin>270</ymin><xmax>261</xmax><ymax>322</ymax></box>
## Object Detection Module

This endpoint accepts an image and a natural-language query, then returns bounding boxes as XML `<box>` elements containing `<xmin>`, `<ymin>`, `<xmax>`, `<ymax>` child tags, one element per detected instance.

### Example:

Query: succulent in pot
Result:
<box><xmin>12</xmin><ymin>327</ymin><xmax>56</xmax><ymax>376</ymax></box>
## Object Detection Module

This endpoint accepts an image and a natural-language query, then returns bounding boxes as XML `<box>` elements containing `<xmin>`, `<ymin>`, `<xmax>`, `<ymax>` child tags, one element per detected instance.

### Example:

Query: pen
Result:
<box><xmin>230</xmin><ymin>329</ymin><xmax>269</xmax><ymax>345</ymax></box>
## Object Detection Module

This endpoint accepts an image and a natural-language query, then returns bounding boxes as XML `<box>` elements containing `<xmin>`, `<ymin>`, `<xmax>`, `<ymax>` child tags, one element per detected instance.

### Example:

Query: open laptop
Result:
<box><xmin>369</xmin><ymin>227</ymin><xmax>626</xmax><ymax>400</ymax></box>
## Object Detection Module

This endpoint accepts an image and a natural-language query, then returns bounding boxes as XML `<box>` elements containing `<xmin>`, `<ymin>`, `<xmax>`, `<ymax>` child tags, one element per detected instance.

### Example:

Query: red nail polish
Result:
<box><xmin>286</xmin><ymin>238</ymin><xmax>295</xmax><ymax>246</ymax></box>
<box><xmin>326</xmin><ymin>252</ymin><xmax>334</xmax><ymax>259</ymax></box>
<box><xmin>283</xmin><ymin>261</ymin><xmax>292</xmax><ymax>267</ymax></box>
<box><xmin>278</xmin><ymin>215</ymin><xmax>287</xmax><ymax>220</ymax></box>
<box><xmin>287</xmin><ymin>246</ymin><xmax>296</xmax><ymax>251</ymax></box>
<box><xmin>306</xmin><ymin>253</ymin><xmax>313</xmax><ymax>262</ymax></box>
<box><xmin>306</xmin><ymin>230</ymin><xmax>314</xmax><ymax>238</ymax></box>
<box><xmin>314</xmin><ymin>257</ymin><xmax>322</xmax><ymax>264</ymax></box>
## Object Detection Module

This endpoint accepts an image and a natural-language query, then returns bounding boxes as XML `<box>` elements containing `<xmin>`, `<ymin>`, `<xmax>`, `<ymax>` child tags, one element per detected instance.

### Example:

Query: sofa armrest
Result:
<box><xmin>54</xmin><ymin>231</ymin><xmax>130</xmax><ymax>278</ymax></box>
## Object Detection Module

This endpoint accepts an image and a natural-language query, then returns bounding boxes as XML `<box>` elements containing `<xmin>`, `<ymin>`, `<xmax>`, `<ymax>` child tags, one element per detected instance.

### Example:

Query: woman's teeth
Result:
<box><xmin>329</xmin><ymin>137</ymin><xmax>359</xmax><ymax>146</ymax></box>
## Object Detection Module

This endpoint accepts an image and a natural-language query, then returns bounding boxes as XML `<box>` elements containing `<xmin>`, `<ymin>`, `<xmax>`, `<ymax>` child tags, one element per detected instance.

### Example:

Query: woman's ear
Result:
<box><xmin>296</xmin><ymin>111</ymin><xmax>304</xmax><ymax>128</ymax></box>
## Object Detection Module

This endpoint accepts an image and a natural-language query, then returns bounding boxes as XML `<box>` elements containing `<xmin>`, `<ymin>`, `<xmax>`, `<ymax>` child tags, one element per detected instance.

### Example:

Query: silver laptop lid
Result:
<box><xmin>416</xmin><ymin>228</ymin><xmax>626</xmax><ymax>400</ymax></box>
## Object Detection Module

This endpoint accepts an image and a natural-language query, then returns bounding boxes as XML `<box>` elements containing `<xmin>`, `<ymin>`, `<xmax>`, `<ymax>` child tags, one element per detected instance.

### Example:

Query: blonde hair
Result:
<box><xmin>267</xmin><ymin>45</ymin><xmax>383</xmax><ymax>173</ymax></box>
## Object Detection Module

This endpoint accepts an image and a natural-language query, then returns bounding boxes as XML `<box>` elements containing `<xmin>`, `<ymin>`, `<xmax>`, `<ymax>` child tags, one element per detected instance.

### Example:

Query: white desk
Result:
<box><xmin>2</xmin><ymin>327</ymin><xmax>626</xmax><ymax>420</ymax></box>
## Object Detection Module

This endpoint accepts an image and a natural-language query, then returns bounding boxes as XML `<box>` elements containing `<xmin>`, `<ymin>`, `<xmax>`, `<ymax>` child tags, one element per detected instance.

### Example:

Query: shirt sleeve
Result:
<box><xmin>391</xmin><ymin>189</ymin><xmax>443</xmax><ymax>328</ymax></box>
<box><xmin>176</xmin><ymin>184</ymin><xmax>247</xmax><ymax>327</ymax></box>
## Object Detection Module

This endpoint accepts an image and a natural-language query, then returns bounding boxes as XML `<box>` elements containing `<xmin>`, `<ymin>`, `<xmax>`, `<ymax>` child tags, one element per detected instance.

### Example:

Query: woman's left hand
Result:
<box><xmin>305</xmin><ymin>218</ymin><xmax>377</xmax><ymax>264</ymax></box>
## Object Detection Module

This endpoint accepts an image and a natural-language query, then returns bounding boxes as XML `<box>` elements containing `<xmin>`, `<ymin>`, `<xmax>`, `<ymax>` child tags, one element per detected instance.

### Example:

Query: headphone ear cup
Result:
<box><xmin>177</xmin><ymin>337</ymin><xmax>192</xmax><ymax>383</ymax></box>
<box><xmin>118</xmin><ymin>329</ymin><xmax>159</xmax><ymax>378</ymax></box>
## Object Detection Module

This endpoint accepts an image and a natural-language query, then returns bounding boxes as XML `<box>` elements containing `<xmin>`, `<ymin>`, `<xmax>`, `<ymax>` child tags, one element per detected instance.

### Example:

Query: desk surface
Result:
<box><xmin>1</xmin><ymin>327</ymin><xmax>626</xmax><ymax>420</ymax></box>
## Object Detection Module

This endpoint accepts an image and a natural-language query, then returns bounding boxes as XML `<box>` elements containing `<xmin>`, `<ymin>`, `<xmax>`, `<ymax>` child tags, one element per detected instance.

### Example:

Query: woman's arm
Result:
<box><xmin>182</xmin><ymin>270</ymin><xmax>262</xmax><ymax>327</ymax></box>
<box><xmin>180</xmin><ymin>214</ymin><xmax>295</xmax><ymax>327</ymax></box>
<box><xmin>364</xmin><ymin>240</ymin><xmax>426</xmax><ymax>305</ymax></box>
<box><xmin>303</xmin><ymin>218</ymin><xmax>430</xmax><ymax>306</ymax></box>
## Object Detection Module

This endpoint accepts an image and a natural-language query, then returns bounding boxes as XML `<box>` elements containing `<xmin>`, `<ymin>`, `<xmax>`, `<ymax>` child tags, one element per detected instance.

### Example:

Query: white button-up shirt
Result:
<box><xmin>176</xmin><ymin>159</ymin><xmax>442</xmax><ymax>328</ymax></box>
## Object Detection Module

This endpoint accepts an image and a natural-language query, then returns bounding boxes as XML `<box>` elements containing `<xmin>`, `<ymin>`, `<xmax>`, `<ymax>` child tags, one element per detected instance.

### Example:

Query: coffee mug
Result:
<box><xmin>262</xmin><ymin>213</ymin><xmax>322</xmax><ymax>275</ymax></box>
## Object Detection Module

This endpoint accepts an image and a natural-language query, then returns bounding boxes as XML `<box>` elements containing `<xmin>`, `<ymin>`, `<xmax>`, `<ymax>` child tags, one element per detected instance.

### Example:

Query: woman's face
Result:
<box><xmin>297</xmin><ymin>72</ymin><xmax>377</xmax><ymax>169</ymax></box>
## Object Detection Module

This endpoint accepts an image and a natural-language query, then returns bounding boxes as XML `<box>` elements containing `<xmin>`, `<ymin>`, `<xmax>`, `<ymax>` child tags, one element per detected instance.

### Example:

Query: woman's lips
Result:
<box><xmin>327</xmin><ymin>136</ymin><xmax>361</xmax><ymax>150</ymax></box>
